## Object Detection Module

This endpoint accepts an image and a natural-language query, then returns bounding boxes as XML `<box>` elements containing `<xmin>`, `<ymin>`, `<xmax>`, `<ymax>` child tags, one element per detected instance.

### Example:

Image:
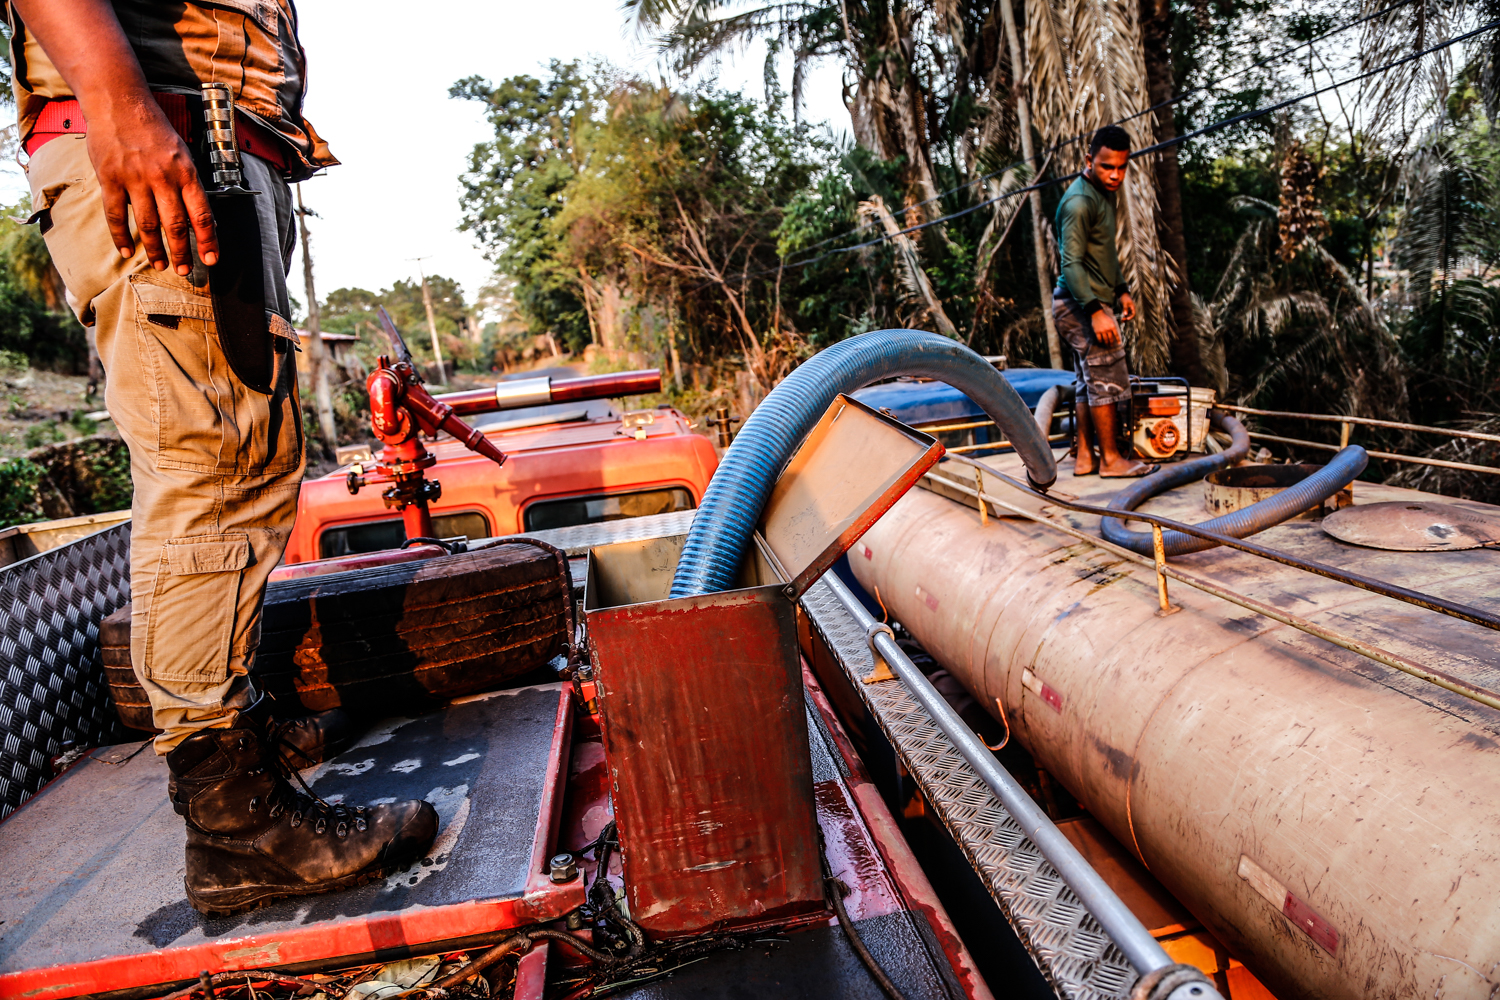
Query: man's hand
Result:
<box><xmin>1118</xmin><ymin>292</ymin><xmax>1136</xmax><ymax>323</ymax></box>
<box><xmin>87</xmin><ymin>99</ymin><xmax>219</xmax><ymax>273</ymax></box>
<box><xmin>1091</xmin><ymin>307</ymin><xmax>1122</xmax><ymax>348</ymax></box>
<box><xmin>12</xmin><ymin>0</ymin><xmax>219</xmax><ymax>275</ymax></box>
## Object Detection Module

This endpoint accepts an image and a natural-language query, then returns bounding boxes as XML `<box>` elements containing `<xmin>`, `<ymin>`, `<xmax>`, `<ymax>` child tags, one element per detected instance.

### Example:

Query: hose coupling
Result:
<box><xmin>1026</xmin><ymin>471</ymin><xmax>1055</xmax><ymax>495</ymax></box>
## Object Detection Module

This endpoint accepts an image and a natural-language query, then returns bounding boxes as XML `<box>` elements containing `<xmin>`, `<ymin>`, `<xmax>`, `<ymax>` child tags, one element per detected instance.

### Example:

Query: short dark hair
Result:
<box><xmin>1089</xmin><ymin>125</ymin><xmax>1131</xmax><ymax>157</ymax></box>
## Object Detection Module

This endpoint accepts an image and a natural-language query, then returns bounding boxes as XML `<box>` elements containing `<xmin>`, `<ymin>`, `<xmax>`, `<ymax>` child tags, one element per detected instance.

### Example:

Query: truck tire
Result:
<box><xmin>101</xmin><ymin>540</ymin><xmax>570</xmax><ymax>731</ymax></box>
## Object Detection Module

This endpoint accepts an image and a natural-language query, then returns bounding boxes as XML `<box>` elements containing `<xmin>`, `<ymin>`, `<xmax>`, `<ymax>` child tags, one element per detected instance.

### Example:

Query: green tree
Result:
<box><xmin>452</xmin><ymin>61</ymin><xmax>599</xmax><ymax>352</ymax></box>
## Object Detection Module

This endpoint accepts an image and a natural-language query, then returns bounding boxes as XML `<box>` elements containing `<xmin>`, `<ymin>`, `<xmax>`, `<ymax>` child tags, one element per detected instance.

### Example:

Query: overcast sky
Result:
<box><xmin>0</xmin><ymin>1</ymin><xmax>847</xmax><ymax>319</ymax></box>
<box><xmin>289</xmin><ymin>0</ymin><xmax>847</xmax><ymax>317</ymax></box>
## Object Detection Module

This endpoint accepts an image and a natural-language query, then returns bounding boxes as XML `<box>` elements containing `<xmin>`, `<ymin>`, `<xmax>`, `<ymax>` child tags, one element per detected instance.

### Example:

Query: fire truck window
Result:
<box><xmin>523</xmin><ymin>488</ymin><xmax>695</xmax><ymax>532</ymax></box>
<box><xmin>318</xmin><ymin>512</ymin><xmax>492</xmax><ymax>559</ymax></box>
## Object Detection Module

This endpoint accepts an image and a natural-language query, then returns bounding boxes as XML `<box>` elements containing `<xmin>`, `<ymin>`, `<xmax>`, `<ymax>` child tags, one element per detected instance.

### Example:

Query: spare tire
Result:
<box><xmin>101</xmin><ymin>539</ymin><xmax>571</xmax><ymax>731</ymax></box>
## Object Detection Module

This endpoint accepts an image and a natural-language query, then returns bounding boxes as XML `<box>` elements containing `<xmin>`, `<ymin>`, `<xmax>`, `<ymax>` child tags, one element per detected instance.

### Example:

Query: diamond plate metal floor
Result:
<box><xmin>487</xmin><ymin>509</ymin><xmax>698</xmax><ymax>555</ymax></box>
<box><xmin>799</xmin><ymin>579</ymin><xmax>1136</xmax><ymax>1000</ymax></box>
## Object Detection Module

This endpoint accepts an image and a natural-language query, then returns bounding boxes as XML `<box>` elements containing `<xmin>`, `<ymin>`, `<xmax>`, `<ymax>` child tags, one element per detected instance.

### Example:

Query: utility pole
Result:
<box><xmin>295</xmin><ymin>185</ymin><xmax>337</xmax><ymax>455</ymax></box>
<box><xmin>996</xmin><ymin>0</ymin><xmax>1065</xmax><ymax>370</ymax></box>
<box><xmin>410</xmin><ymin>257</ymin><xmax>446</xmax><ymax>385</ymax></box>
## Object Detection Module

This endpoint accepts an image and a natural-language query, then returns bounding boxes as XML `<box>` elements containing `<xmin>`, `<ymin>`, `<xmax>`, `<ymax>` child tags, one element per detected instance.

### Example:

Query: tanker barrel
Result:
<box><xmin>820</xmin><ymin>570</ymin><xmax>1227</xmax><ymax>1000</ymax></box>
<box><xmin>434</xmin><ymin>369</ymin><xmax>663</xmax><ymax>418</ymax></box>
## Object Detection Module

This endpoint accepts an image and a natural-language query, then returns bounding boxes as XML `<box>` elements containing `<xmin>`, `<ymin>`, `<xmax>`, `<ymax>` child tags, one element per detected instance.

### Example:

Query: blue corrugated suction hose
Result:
<box><xmin>670</xmin><ymin>329</ymin><xmax>1058</xmax><ymax>597</ymax></box>
<box><xmin>1100</xmin><ymin>411</ymin><xmax>1367</xmax><ymax>556</ymax></box>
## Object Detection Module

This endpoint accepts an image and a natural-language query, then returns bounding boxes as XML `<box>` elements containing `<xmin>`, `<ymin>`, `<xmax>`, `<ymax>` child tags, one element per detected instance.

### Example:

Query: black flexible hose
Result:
<box><xmin>820</xmin><ymin>842</ymin><xmax>909</xmax><ymax>1000</ymax></box>
<box><xmin>1100</xmin><ymin>412</ymin><xmax>1368</xmax><ymax>557</ymax></box>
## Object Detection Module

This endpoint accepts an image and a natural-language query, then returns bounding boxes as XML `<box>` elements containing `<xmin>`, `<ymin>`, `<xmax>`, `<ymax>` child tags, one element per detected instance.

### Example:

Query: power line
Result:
<box><xmin>781</xmin><ymin>0</ymin><xmax>1427</xmax><ymax>264</ymax></box>
<box><xmin>716</xmin><ymin>17</ymin><xmax>1500</xmax><ymax>286</ymax></box>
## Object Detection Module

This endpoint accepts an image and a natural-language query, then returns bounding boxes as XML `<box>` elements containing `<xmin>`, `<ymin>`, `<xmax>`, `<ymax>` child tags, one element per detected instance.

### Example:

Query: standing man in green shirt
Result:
<box><xmin>1053</xmin><ymin>125</ymin><xmax>1157</xmax><ymax>478</ymax></box>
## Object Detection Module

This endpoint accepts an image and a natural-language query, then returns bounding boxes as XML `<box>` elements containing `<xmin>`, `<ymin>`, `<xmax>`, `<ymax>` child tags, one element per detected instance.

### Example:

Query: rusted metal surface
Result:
<box><xmin>101</xmin><ymin>544</ymin><xmax>569</xmax><ymax>730</ymax></box>
<box><xmin>0</xmin><ymin>686</ymin><xmax>583</xmax><ymax>999</ymax></box>
<box><xmin>854</xmin><ymin>458</ymin><xmax>1500</xmax><ymax>1000</ymax></box>
<box><xmin>1322</xmin><ymin>500</ymin><xmax>1500</xmax><ymax>551</ymax></box>
<box><xmin>1202</xmin><ymin>464</ymin><xmax>1350</xmax><ymax>519</ymax></box>
<box><xmin>759</xmin><ymin>395</ymin><xmax>943</xmax><ymax>598</ymax></box>
<box><xmin>584</xmin><ymin>545</ymin><xmax>824</xmax><ymax>937</ymax></box>
<box><xmin>942</xmin><ymin>453</ymin><xmax>1500</xmax><ymax>634</ymax></box>
<box><xmin>925</xmin><ymin>465</ymin><xmax>1500</xmax><ymax>714</ymax></box>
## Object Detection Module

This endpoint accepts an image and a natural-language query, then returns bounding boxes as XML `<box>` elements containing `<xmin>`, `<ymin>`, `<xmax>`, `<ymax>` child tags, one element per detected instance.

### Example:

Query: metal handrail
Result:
<box><xmin>919</xmin><ymin>405</ymin><xmax>1500</xmax><ymax>474</ymax></box>
<box><xmin>1216</xmin><ymin>403</ymin><xmax>1500</xmax><ymax>444</ymax></box>
<box><xmin>1245</xmin><ymin>431</ymin><xmax>1500</xmax><ymax>476</ymax></box>
<box><xmin>928</xmin><ymin>457</ymin><xmax>1500</xmax><ymax>714</ymax></box>
<box><xmin>819</xmin><ymin>572</ymin><xmax>1222</xmax><ymax>996</ymax></box>
<box><xmin>946</xmin><ymin>456</ymin><xmax>1500</xmax><ymax>632</ymax></box>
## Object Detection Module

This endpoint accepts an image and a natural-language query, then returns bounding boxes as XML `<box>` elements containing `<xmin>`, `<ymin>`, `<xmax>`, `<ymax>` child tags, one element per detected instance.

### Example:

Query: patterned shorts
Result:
<box><xmin>1052</xmin><ymin>294</ymin><xmax>1130</xmax><ymax>406</ymax></box>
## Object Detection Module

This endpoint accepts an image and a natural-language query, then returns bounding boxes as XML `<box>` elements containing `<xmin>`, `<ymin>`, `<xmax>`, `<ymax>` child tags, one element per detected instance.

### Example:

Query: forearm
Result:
<box><xmin>10</xmin><ymin>0</ymin><xmax>155</xmax><ymax>122</ymax></box>
<box><xmin>12</xmin><ymin>0</ymin><xmax>218</xmax><ymax>272</ymax></box>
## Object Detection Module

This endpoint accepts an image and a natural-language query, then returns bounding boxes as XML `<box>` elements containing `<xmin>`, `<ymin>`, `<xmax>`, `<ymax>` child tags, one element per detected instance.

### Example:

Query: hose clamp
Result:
<box><xmin>862</xmin><ymin>623</ymin><xmax>898</xmax><ymax>685</ymax></box>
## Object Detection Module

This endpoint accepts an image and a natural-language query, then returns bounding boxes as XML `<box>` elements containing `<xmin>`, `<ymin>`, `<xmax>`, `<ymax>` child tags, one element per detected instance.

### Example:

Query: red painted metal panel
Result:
<box><xmin>802</xmin><ymin>662</ymin><xmax>997</xmax><ymax>1000</ymax></box>
<box><xmin>0</xmin><ymin>692</ymin><xmax>582</xmax><ymax>1000</ymax></box>
<box><xmin>283</xmin><ymin>419</ymin><xmax>718</xmax><ymax>563</ymax></box>
<box><xmin>586</xmin><ymin>587</ymin><xmax>824</xmax><ymax>938</ymax></box>
<box><xmin>512</xmin><ymin>940</ymin><xmax>549</xmax><ymax>1000</ymax></box>
<box><xmin>1282</xmin><ymin>891</ymin><xmax>1339</xmax><ymax>956</ymax></box>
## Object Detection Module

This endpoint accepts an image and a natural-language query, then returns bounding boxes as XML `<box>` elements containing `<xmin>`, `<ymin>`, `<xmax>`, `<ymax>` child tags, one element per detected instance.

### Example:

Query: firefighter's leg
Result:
<box><xmin>30</xmin><ymin>136</ymin><xmax>435</xmax><ymax>912</ymax></box>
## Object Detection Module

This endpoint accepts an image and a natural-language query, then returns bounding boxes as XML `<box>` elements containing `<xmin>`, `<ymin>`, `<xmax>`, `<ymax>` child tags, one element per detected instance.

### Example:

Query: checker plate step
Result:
<box><xmin>800</xmin><ymin>578</ymin><xmax>1136</xmax><ymax>1000</ymax></box>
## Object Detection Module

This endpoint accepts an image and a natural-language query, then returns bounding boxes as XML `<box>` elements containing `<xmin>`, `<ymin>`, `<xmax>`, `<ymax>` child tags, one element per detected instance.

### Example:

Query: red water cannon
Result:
<box><xmin>347</xmin><ymin>352</ymin><xmax>507</xmax><ymax>544</ymax></box>
<box><xmin>347</xmin><ymin>308</ymin><xmax>663</xmax><ymax>545</ymax></box>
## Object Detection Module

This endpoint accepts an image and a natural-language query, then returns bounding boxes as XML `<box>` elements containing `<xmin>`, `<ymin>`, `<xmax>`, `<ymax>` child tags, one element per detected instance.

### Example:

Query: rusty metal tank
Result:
<box><xmin>848</xmin><ymin>456</ymin><xmax>1500</xmax><ymax>1000</ymax></box>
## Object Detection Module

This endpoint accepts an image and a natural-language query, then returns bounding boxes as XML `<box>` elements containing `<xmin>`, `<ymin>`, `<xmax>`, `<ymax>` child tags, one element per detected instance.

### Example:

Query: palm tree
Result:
<box><xmin>1025</xmin><ymin>0</ymin><xmax>1177</xmax><ymax>376</ymax></box>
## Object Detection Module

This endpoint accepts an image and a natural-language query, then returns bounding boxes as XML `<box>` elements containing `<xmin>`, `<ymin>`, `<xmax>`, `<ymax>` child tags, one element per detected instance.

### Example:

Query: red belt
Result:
<box><xmin>24</xmin><ymin>91</ymin><xmax>291</xmax><ymax>173</ymax></box>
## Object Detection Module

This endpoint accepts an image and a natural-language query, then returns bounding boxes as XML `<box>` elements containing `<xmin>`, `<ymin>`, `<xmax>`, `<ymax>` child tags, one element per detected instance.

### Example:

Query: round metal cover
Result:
<box><xmin>1322</xmin><ymin>501</ymin><xmax>1500</xmax><ymax>551</ymax></box>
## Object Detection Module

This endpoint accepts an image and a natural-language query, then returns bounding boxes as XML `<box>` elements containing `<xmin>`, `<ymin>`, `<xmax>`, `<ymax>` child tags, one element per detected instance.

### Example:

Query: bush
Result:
<box><xmin>0</xmin><ymin>457</ymin><xmax>46</xmax><ymax>527</ymax></box>
<box><xmin>2</xmin><ymin>436</ymin><xmax>132</xmax><ymax>524</ymax></box>
<box><xmin>23</xmin><ymin>421</ymin><xmax>66</xmax><ymax>448</ymax></box>
<box><xmin>0</xmin><ymin>269</ymin><xmax>86</xmax><ymax>374</ymax></box>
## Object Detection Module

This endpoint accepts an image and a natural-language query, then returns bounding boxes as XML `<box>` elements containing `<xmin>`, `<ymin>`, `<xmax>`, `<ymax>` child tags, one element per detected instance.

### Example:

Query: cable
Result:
<box><xmin>705</xmin><ymin>18</ymin><xmax>1499</xmax><ymax>288</ymax></box>
<box><xmin>821</xmin><ymin>841</ymin><xmax>910</xmax><ymax>1000</ymax></box>
<box><xmin>778</xmin><ymin>0</ymin><xmax>1427</xmax><ymax>263</ymax></box>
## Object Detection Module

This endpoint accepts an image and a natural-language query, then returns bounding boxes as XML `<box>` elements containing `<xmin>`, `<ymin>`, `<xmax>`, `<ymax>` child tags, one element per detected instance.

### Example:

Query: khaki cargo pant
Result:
<box><xmin>28</xmin><ymin>135</ymin><xmax>303</xmax><ymax>753</ymax></box>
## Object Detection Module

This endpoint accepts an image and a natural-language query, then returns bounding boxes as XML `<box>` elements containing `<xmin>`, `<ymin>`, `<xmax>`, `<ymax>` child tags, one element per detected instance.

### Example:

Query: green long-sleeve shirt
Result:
<box><xmin>1054</xmin><ymin>174</ymin><xmax>1128</xmax><ymax>315</ymax></box>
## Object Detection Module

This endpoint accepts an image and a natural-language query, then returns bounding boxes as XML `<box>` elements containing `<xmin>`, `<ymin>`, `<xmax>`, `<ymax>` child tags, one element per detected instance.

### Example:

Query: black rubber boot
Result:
<box><xmin>166</xmin><ymin>714</ymin><xmax>437</xmax><ymax>915</ymax></box>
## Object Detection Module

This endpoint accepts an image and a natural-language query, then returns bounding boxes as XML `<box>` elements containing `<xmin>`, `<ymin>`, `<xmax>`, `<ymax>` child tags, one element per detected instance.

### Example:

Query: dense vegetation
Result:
<box><xmin>2</xmin><ymin>0</ymin><xmax>1500</xmax><ymax>522</ymax></box>
<box><xmin>445</xmin><ymin>0</ymin><xmax>1500</xmax><ymax>493</ymax></box>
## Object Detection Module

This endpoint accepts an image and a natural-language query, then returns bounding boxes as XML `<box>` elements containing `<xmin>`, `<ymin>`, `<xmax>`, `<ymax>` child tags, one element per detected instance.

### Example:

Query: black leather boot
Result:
<box><xmin>166</xmin><ymin>717</ymin><xmax>437</xmax><ymax>915</ymax></box>
<box><xmin>271</xmin><ymin>708</ymin><xmax>358</xmax><ymax>768</ymax></box>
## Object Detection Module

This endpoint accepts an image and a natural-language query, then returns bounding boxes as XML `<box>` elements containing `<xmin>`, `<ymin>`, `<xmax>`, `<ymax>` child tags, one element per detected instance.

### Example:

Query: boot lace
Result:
<box><xmin>252</xmin><ymin>724</ymin><xmax>367</xmax><ymax>838</ymax></box>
